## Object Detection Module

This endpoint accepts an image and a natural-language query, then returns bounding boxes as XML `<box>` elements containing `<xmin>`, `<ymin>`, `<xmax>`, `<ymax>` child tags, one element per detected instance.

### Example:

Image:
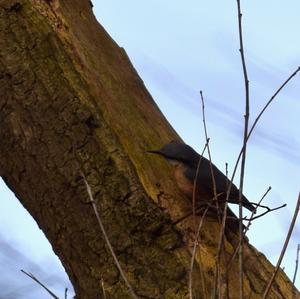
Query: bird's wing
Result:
<box><xmin>184</xmin><ymin>157</ymin><xmax>228</xmax><ymax>194</ymax></box>
<box><xmin>185</xmin><ymin>158</ymin><xmax>255</xmax><ymax>211</ymax></box>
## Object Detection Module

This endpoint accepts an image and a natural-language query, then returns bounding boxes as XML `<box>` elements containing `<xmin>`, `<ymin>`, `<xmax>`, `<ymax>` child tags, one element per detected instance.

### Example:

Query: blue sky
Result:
<box><xmin>0</xmin><ymin>1</ymin><xmax>299</xmax><ymax>297</ymax></box>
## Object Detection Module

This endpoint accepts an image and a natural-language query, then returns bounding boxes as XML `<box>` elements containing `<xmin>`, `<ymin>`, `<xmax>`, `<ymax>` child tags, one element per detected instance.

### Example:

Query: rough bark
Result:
<box><xmin>0</xmin><ymin>0</ymin><xmax>298</xmax><ymax>298</ymax></box>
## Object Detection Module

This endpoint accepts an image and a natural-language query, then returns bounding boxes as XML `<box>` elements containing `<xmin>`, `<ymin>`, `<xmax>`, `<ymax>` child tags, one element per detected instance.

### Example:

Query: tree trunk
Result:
<box><xmin>0</xmin><ymin>0</ymin><xmax>298</xmax><ymax>298</ymax></box>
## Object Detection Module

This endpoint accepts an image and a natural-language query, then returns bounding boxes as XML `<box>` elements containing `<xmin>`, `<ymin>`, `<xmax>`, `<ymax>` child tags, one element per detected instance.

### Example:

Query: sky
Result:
<box><xmin>0</xmin><ymin>1</ymin><xmax>299</xmax><ymax>298</ymax></box>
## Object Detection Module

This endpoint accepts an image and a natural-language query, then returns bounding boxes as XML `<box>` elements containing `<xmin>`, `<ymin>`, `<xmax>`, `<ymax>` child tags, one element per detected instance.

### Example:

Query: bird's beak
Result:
<box><xmin>146</xmin><ymin>150</ymin><xmax>161</xmax><ymax>155</ymax></box>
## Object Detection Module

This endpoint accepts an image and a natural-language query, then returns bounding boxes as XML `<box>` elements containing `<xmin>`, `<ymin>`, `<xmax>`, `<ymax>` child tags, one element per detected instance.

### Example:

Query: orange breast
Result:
<box><xmin>173</xmin><ymin>164</ymin><xmax>194</xmax><ymax>197</ymax></box>
<box><xmin>173</xmin><ymin>164</ymin><xmax>213</xmax><ymax>203</ymax></box>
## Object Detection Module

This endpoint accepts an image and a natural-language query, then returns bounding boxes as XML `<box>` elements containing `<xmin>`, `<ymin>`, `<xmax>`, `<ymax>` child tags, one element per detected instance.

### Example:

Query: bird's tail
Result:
<box><xmin>229</xmin><ymin>188</ymin><xmax>256</xmax><ymax>212</ymax></box>
<box><xmin>242</xmin><ymin>195</ymin><xmax>256</xmax><ymax>212</ymax></box>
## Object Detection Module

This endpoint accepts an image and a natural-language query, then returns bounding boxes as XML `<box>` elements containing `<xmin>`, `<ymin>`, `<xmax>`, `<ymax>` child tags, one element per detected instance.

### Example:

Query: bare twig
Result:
<box><xmin>192</xmin><ymin>142</ymin><xmax>209</xmax><ymax>224</ymax></box>
<box><xmin>221</xmin><ymin>66</ymin><xmax>300</xmax><ymax>269</ymax></box>
<box><xmin>81</xmin><ymin>172</ymin><xmax>139</xmax><ymax>299</ymax></box>
<box><xmin>247</xmin><ymin>66</ymin><xmax>300</xmax><ymax>143</ymax></box>
<box><xmin>175</xmin><ymin>199</ymin><xmax>284</xmax><ymax>227</ymax></box>
<box><xmin>245</xmin><ymin>187</ymin><xmax>276</xmax><ymax>232</ymax></box>
<box><xmin>236</xmin><ymin>1</ymin><xmax>250</xmax><ymax>297</ymax></box>
<box><xmin>197</xmin><ymin>246</ymin><xmax>208</xmax><ymax>299</ymax></box>
<box><xmin>263</xmin><ymin>192</ymin><xmax>300</xmax><ymax>298</ymax></box>
<box><xmin>214</xmin><ymin>201</ymin><xmax>231</xmax><ymax>298</ymax></box>
<box><xmin>215</xmin><ymin>163</ymin><xmax>230</xmax><ymax>298</ymax></box>
<box><xmin>21</xmin><ymin>270</ymin><xmax>59</xmax><ymax>299</ymax></box>
<box><xmin>189</xmin><ymin>142</ymin><xmax>211</xmax><ymax>299</ymax></box>
<box><xmin>219</xmin><ymin>50</ymin><xmax>300</xmax><ymax>299</ymax></box>
<box><xmin>173</xmin><ymin>203</ymin><xmax>207</xmax><ymax>225</ymax></box>
<box><xmin>65</xmin><ymin>288</ymin><xmax>68</xmax><ymax>299</ymax></box>
<box><xmin>250</xmin><ymin>186</ymin><xmax>272</xmax><ymax>211</ymax></box>
<box><xmin>200</xmin><ymin>91</ymin><xmax>220</xmax><ymax>221</ymax></box>
<box><xmin>200</xmin><ymin>90</ymin><xmax>225</xmax><ymax>298</ymax></box>
<box><xmin>190</xmin><ymin>62</ymin><xmax>298</xmax><ymax>299</ymax></box>
<box><xmin>201</xmin><ymin>89</ymin><xmax>223</xmax><ymax>298</ymax></box>
<box><xmin>225</xmin><ymin>187</ymin><xmax>272</xmax><ymax>288</ymax></box>
<box><xmin>189</xmin><ymin>91</ymin><xmax>216</xmax><ymax>299</ymax></box>
<box><xmin>202</xmin><ymin>66</ymin><xmax>299</xmax><ymax>299</ymax></box>
<box><xmin>203</xmin><ymin>6</ymin><xmax>299</xmax><ymax>299</ymax></box>
<box><xmin>174</xmin><ymin>196</ymin><xmax>223</xmax><ymax>226</ymax></box>
<box><xmin>189</xmin><ymin>207</ymin><xmax>210</xmax><ymax>299</ymax></box>
<box><xmin>219</xmin><ymin>203</ymin><xmax>285</xmax><ymax>224</ymax></box>
<box><xmin>225</xmin><ymin>163</ymin><xmax>229</xmax><ymax>180</ymax></box>
<box><xmin>292</xmin><ymin>244</ymin><xmax>300</xmax><ymax>299</ymax></box>
<box><xmin>214</xmin><ymin>204</ymin><xmax>227</xmax><ymax>293</ymax></box>
<box><xmin>101</xmin><ymin>278</ymin><xmax>107</xmax><ymax>299</ymax></box>
<box><xmin>225</xmin><ymin>66</ymin><xmax>300</xmax><ymax>208</ymax></box>
<box><xmin>251</xmin><ymin>202</ymin><xmax>278</xmax><ymax>209</ymax></box>
<box><xmin>243</xmin><ymin>203</ymin><xmax>286</xmax><ymax>222</ymax></box>
<box><xmin>293</xmin><ymin>244</ymin><xmax>300</xmax><ymax>284</ymax></box>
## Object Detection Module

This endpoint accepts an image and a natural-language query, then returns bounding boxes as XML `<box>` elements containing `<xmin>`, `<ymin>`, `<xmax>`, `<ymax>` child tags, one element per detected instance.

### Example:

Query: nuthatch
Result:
<box><xmin>149</xmin><ymin>141</ymin><xmax>255</xmax><ymax>212</ymax></box>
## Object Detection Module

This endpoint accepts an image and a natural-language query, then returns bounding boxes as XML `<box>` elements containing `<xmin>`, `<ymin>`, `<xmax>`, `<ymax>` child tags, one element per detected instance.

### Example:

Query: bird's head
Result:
<box><xmin>148</xmin><ymin>141</ymin><xmax>200</xmax><ymax>167</ymax></box>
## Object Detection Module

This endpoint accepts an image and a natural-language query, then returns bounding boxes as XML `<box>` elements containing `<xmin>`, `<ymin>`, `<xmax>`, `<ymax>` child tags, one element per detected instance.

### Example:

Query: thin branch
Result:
<box><xmin>243</xmin><ymin>186</ymin><xmax>271</xmax><ymax>212</ymax></box>
<box><xmin>21</xmin><ymin>270</ymin><xmax>59</xmax><ymax>299</ymax></box>
<box><xmin>81</xmin><ymin>172</ymin><xmax>139</xmax><ymax>299</ymax></box>
<box><xmin>189</xmin><ymin>90</ymin><xmax>222</xmax><ymax>299</ymax></box>
<box><xmin>220</xmin><ymin>48</ymin><xmax>300</xmax><ymax>299</ymax></box>
<box><xmin>203</xmin><ymin>95</ymin><xmax>220</xmax><ymax>297</ymax></box>
<box><xmin>242</xmin><ymin>186</ymin><xmax>272</xmax><ymax>232</ymax></box>
<box><xmin>221</xmin><ymin>65</ymin><xmax>300</xmax><ymax>260</ymax></box>
<box><xmin>192</xmin><ymin>142</ymin><xmax>209</xmax><ymax>224</ymax></box>
<box><xmin>204</xmin><ymin>65</ymin><xmax>299</xmax><ymax>299</ymax></box>
<box><xmin>248</xmin><ymin>66</ymin><xmax>300</xmax><ymax>143</ymax></box>
<box><xmin>189</xmin><ymin>206</ymin><xmax>210</xmax><ymax>299</ymax></box>
<box><xmin>243</xmin><ymin>203</ymin><xmax>286</xmax><ymax>222</ymax></box>
<box><xmin>189</xmin><ymin>92</ymin><xmax>214</xmax><ymax>299</ymax></box>
<box><xmin>208</xmin><ymin>203</ymin><xmax>285</xmax><ymax>223</ymax></box>
<box><xmin>225</xmin><ymin>186</ymin><xmax>272</xmax><ymax>287</ymax></box>
<box><xmin>197</xmin><ymin>246</ymin><xmax>208</xmax><ymax>299</ymax></box>
<box><xmin>293</xmin><ymin>244</ymin><xmax>300</xmax><ymax>284</ymax></box>
<box><xmin>174</xmin><ymin>199</ymin><xmax>225</xmax><ymax>226</ymax></box>
<box><xmin>250</xmin><ymin>201</ymin><xmax>274</xmax><ymax>209</ymax></box>
<box><xmin>188</xmin><ymin>65</ymin><xmax>298</xmax><ymax>299</ymax></box>
<box><xmin>226</xmin><ymin>203</ymin><xmax>285</xmax><ymax>276</ymax></box>
<box><xmin>65</xmin><ymin>288</ymin><xmax>68</xmax><ymax>299</ymax></box>
<box><xmin>263</xmin><ymin>192</ymin><xmax>300</xmax><ymax>298</ymax></box>
<box><xmin>215</xmin><ymin>202</ymin><xmax>232</xmax><ymax>299</ymax></box>
<box><xmin>292</xmin><ymin>244</ymin><xmax>300</xmax><ymax>299</ymax></box>
<box><xmin>225</xmin><ymin>163</ymin><xmax>229</xmax><ymax>180</ymax></box>
<box><xmin>201</xmin><ymin>89</ymin><xmax>224</xmax><ymax>299</ymax></box>
<box><xmin>244</xmin><ymin>186</ymin><xmax>272</xmax><ymax>231</ymax></box>
<box><xmin>225</xmin><ymin>66</ymin><xmax>300</xmax><ymax>209</ymax></box>
<box><xmin>101</xmin><ymin>278</ymin><xmax>107</xmax><ymax>299</ymax></box>
<box><xmin>215</xmin><ymin>193</ymin><xmax>230</xmax><ymax>297</ymax></box>
<box><xmin>175</xmin><ymin>199</ymin><xmax>284</xmax><ymax>227</ymax></box>
<box><xmin>236</xmin><ymin>1</ymin><xmax>250</xmax><ymax>297</ymax></box>
<box><xmin>205</xmin><ymin>6</ymin><xmax>299</xmax><ymax>299</ymax></box>
<box><xmin>217</xmin><ymin>202</ymin><xmax>285</xmax><ymax>279</ymax></box>
<box><xmin>200</xmin><ymin>91</ymin><xmax>220</xmax><ymax>221</ymax></box>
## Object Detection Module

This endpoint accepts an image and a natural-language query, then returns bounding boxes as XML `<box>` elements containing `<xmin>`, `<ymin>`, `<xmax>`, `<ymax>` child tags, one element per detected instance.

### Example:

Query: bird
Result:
<box><xmin>148</xmin><ymin>141</ymin><xmax>255</xmax><ymax>212</ymax></box>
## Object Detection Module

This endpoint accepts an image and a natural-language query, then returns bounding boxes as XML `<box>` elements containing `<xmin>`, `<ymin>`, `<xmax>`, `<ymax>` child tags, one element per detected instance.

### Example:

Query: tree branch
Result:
<box><xmin>293</xmin><ymin>244</ymin><xmax>300</xmax><ymax>284</ymax></box>
<box><xmin>81</xmin><ymin>172</ymin><xmax>138</xmax><ymax>299</ymax></box>
<box><xmin>263</xmin><ymin>192</ymin><xmax>300</xmax><ymax>298</ymax></box>
<box><xmin>242</xmin><ymin>203</ymin><xmax>286</xmax><ymax>222</ymax></box>
<box><xmin>200</xmin><ymin>90</ymin><xmax>220</xmax><ymax>220</ymax></box>
<box><xmin>189</xmin><ymin>206</ymin><xmax>210</xmax><ymax>299</ymax></box>
<box><xmin>21</xmin><ymin>270</ymin><xmax>59</xmax><ymax>299</ymax></box>
<box><xmin>236</xmin><ymin>1</ymin><xmax>250</xmax><ymax>297</ymax></box>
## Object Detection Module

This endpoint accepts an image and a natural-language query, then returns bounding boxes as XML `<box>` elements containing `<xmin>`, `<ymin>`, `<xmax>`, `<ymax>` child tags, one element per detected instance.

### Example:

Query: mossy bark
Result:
<box><xmin>0</xmin><ymin>0</ymin><xmax>298</xmax><ymax>298</ymax></box>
